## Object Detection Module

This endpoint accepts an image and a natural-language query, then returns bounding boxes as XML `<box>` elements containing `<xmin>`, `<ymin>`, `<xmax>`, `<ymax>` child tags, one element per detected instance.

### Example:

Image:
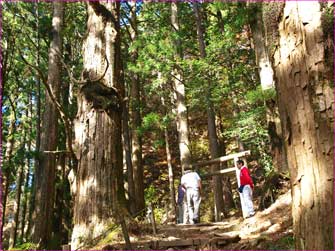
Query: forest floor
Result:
<box><xmin>97</xmin><ymin>190</ymin><xmax>293</xmax><ymax>250</ymax></box>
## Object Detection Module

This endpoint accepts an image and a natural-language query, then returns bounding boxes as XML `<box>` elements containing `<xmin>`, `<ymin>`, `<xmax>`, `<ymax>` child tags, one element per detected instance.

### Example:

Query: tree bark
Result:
<box><xmin>249</xmin><ymin>2</ymin><xmax>288</xmax><ymax>173</ymax></box>
<box><xmin>171</xmin><ymin>2</ymin><xmax>192</xmax><ymax>175</ymax></box>
<box><xmin>1</xmin><ymin>99</ymin><xmax>17</xmax><ymax>239</ymax></box>
<box><xmin>9</xmin><ymin>139</ymin><xmax>26</xmax><ymax>248</ymax></box>
<box><xmin>159</xmin><ymin>75</ymin><xmax>176</xmax><ymax>222</ymax></box>
<box><xmin>130</xmin><ymin>75</ymin><xmax>145</xmax><ymax>214</ymax></box>
<box><xmin>217</xmin><ymin>114</ymin><xmax>235</xmax><ymax>213</ymax></box>
<box><xmin>249</xmin><ymin>3</ymin><xmax>275</xmax><ymax>90</ymax></box>
<box><xmin>53</xmin><ymin>154</ymin><xmax>71</xmax><ymax>248</ymax></box>
<box><xmin>71</xmin><ymin>2</ymin><xmax>126</xmax><ymax>249</ymax></box>
<box><xmin>26</xmin><ymin>3</ymin><xmax>41</xmax><ymax>238</ymax></box>
<box><xmin>269</xmin><ymin>2</ymin><xmax>333</xmax><ymax>249</ymax></box>
<box><xmin>21</xmin><ymin>89</ymin><xmax>33</xmax><ymax>241</ymax></box>
<box><xmin>193</xmin><ymin>2</ymin><xmax>224</xmax><ymax>222</ymax></box>
<box><xmin>32</xmin><ymin>1</ymin><xmax>63</xmax><ymax>247</ymax></box>
<box><xmin>121</xmin><ymin>80</ymin><xmax>135</xmax><ymax>214</ymax></box>
<box><xmin>128</xmin><ymin>2</ymin><xmax>145</xmax><ymax>213</ymax></box>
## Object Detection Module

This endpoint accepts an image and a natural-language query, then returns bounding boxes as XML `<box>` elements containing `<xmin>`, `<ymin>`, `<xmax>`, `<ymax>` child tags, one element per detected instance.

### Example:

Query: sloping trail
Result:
<box><xmin>101</xmin><ymin>191</ymin><xmax>292</xmax><ymax>250</ymax></box>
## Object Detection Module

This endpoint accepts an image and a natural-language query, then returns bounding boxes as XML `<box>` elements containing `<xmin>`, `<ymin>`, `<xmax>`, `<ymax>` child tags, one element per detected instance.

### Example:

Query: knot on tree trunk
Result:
<box><xmin>81</xmin><ymin>82</ymin><xmax>121</xmax><ymax>113</ymax></box>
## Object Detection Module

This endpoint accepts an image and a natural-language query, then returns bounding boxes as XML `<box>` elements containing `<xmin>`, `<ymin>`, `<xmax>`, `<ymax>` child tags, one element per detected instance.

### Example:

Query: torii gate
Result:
<box><xmin>190</xmin><ymin>150</ymin><xmax>251</xmax><ymax>219</ymax></box>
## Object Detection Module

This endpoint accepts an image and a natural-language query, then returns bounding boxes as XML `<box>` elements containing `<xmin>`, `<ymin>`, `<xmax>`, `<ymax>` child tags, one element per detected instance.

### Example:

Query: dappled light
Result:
<box><xmin>2</xmin><ymin>1</ymin><xmax>333</xmax><ymax>250</ymax></box>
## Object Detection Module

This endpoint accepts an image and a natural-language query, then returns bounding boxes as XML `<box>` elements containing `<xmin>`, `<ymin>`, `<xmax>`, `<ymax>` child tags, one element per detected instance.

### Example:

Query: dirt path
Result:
<box><xmin>99</xmin><ymin>191</ymin><xmax>292</xmax><ymax>250</ymax></box>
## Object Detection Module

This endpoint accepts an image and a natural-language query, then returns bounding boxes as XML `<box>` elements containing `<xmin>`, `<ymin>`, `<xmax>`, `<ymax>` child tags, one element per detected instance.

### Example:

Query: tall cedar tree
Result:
<box><xmin>128</xmin><ymin>1</ymin><xmax>145</xmax><ymax>214</ymax></box>
<box><xmin>193</xmin><ymin>2</ymin><xmax>224</xmax><ymax>221</ymax></box>
<box><xmin>171</xmin><ymin>2</ymin><xmax>192</xmax><ymax>175</ymax></box>
<box><xmin>71</xmin><ymin>2</ymin><xmax>126</xmax><ymax>249</ymax></box>
<box><xmin>248</xmin><ymin>2</ymin><xmax>288</xmax><ymax>173</ymax></box>
<box><xmin>267</xmin><ymin>2</ymin><xmax>333</xmax><ymax>249</ymax></box>
<box><xmin>32</xmin><ymin>1</ymin><xmax>63</xmax><ymax>247</ymax></box>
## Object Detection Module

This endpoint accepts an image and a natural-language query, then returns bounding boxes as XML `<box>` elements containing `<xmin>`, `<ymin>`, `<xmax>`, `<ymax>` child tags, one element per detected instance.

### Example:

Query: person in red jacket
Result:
<box><xmin>237</xmin><ymin>159</ymin><xmax>255</xmax><ymax>218</ymax></box>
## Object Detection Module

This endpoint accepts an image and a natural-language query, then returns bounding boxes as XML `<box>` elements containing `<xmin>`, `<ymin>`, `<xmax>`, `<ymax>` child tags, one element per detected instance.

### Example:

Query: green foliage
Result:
<box><xmin>321</xmin><ymin>2</ymin><xmax>334</xmax><ymax>38</ymax></box>
<box><xmin>152</xmin><ymin>139</ymin><xmax>165</xmax><ymax>150</ymax></box>
<box><xmin>144</xmin><ymin>185</ymin><xmax>158</xmax><ymax>204</ymax></box>
<box><xmin>10</xmin><ymin>242</ymin><xmax>38</xmax><ymax>250</ymax></box>
<box><xmin>189</xmin><ymin>139</ymin><xmax>209</xmax><ymax>159</ymax></box>
<box><xmin>246</xmin><ymin>86</ymin><xmax>276</xmax><ymax>105</ymax></box>
<box><xmin>139</xmin><ymin>112</ymin><xmax>162</xmax><ymax>138</ymax></box>
<box><xmin>200</xmin><ymin>190</ymin><xmax>214</xmax><ymax>222</ymax></box>
<box><xmin>266</xmin><ymin>235</ymin><xmax>295</xmax><ymax>250</ymax></box>
<box><xmin>3</xmin><ymin>2</ymin><xmax>288</xmax><ymax>243</ymax></box>
<box><xmin>262</xmin><ymin>2</ymin><xmax>285</xmax><ymax>55</ymax></box>
<box><xmin>152</xmin><ymin>206</ymin><xmax>166</xmax><ymax>225</ymax></box>
<box><xmin>93</xmin><ymin>225</ymin><xmax>120</xmax><ymax>248</ymax></box>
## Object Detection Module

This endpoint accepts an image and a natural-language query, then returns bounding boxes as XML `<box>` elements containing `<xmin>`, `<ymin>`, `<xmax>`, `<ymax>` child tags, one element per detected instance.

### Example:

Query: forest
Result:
<box><xmin>1</xmin><ymin>1</ymin><xmax>334</xmax><ymax>250</ymax></box>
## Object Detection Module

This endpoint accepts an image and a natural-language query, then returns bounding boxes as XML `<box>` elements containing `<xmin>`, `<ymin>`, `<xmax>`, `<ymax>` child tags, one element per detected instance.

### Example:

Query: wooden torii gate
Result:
<box><xmin>190</xmin><ymin>150</ymin><xmax>251</xmax><ymax>219</ymax></box>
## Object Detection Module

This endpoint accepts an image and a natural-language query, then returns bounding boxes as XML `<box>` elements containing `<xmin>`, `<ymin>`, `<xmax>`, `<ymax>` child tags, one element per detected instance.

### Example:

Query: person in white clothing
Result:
<box><xmin>181</xmin><ymin>167</ymin><xmax>202</xmax><ymax>224</ymax></box>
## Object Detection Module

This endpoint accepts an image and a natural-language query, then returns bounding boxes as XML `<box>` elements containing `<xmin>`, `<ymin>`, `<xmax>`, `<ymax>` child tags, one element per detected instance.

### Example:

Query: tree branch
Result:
<box><xmin>7</xmin><ymin>95</ymin><xmax>18</xmax><ymax>122</ymax></box>
<box><xmin>20</xmin><ymin>51</ymin><xmax>76</xmax><ymax>160</ymax></box>
<box><xmin>120</xmin><ymin>17</ymin><xmax>133</xmax><ymax>40</ymax></box>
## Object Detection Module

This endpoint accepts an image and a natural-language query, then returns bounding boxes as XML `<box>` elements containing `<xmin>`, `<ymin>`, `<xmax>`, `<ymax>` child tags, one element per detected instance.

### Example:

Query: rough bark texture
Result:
<box><xmin>171</xmin><ymin>2</ymin><xmax>191</xmax><ymax>174</ymax></box>
<box><xmin>71</xmin><ymin>2</ymin><xmax>125</xmax><ymax>249</ymax></box>
<box><xmin>32</xmin><ymin>2</ymin><xmax>63</xmax><ymax>247</ymax></box>
<box><xmin>270</xmin><ymin>2</ymin><xmax>334</xmax><ymax>249</ymax></box>
<box><xmin>193</xmin><ymin>2</ymin><xmax>224</xmax><ymax>221</ymax></box>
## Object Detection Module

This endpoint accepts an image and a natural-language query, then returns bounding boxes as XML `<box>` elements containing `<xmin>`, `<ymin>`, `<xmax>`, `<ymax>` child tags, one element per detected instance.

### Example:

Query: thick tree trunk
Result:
<box><xmin>71</xmin><ymin>2</ymin><xmax>126</xmax><ymax>249</ymax></box>
<box><xmin>171</xmin><ymin>2</ymin><xmax>192</xmax><ymax>175</ymax></box>
<box><xmin>193</xmin><ymin>2</ymin><xmax>224</xmax><ymax>221</ymax></box>
<box><xmin>32</xmin><ymin>1</ymin><xmax>63</xmax><ymax>247</ymax></box>
<box><xmin>270</xmin><ymin>2</ymin><xmax>333</xmax><ymax>249</ymax></box>
<box><xmin>249</xmin><ymin>2</ymin><xmax>288</xmax><ymax>173</ymax></box>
